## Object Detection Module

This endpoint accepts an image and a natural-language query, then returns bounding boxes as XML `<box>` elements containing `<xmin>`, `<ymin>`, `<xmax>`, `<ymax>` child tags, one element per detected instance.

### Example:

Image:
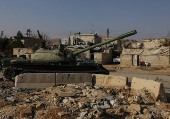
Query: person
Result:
<box><xmin>145</xmin><ymin>61</ymin><xmax>149</xmax><ymax>67</ymax></box>
<box><xmin>139</xmin><ymin>60</ymin><xmax>143</xmax><ymax>66</ymax></box>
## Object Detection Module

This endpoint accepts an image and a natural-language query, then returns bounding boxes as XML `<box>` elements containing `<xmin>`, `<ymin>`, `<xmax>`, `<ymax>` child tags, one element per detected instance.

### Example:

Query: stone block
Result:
<box><xmin>92</xmin><ymin>74</ymin><xmax>128</xmax><ymax>87</ymax></box>
<box><xmin>131</xmin><ymin>77</ymin><xmax>167</xmax><ymax>102</ymax></box>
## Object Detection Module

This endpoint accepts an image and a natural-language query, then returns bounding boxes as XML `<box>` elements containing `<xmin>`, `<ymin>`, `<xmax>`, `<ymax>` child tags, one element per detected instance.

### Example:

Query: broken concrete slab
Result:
<box><xmin>92</xmin><ymin>74</ymin><xmax>128</xmax><ymax>87</ymax></box>
<box><xmin>131</xmin><ymin>77</ymin><xmax>167</xmax><ymax>102</ymax></box>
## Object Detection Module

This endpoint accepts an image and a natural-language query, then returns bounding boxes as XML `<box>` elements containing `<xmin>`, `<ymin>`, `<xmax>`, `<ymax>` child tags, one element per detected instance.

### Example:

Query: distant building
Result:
<box><xmin>46</xmin><ymin>38</ymin><xmax>61</xmax><ymax>46</ymax></box>
<box><xmin>23</xmin><ymin>38</ymin><xmax>41</xmax><ymax>48</ymax></box>
<box><xmin>94</xmin><ymin>48</ymin><xmax>113</xmax><ymax>64</ymax></box>
<box><xmin>69</xmin><ymin>33</ymin><xmax>102</xmax><ymax>45</ymax></box>
<box><xmin>120</xmin><ymin>38</ymin><xmax>170</xmax><ymax>67</ymax></box>
<box><xmin>61</xmin><ymin>38</ymin><xmax>69</xmax><ymax>45</ymax></box>
<box><xmin>120</xmin><ymin>39</ymin><xmax>137</xmax><ymax>49</ymax></box>
<box><xmin>13</xmin><ymin>37</ymin><xmax>41</xmax><ymax>48</ymax></box>
<box><xmin>13</xmin><ymin>48</ymin><xmax>33</xmax><ymax>59</ymax></box>
<box><xmin>98</xmin><ymin>35</ymin><xmax>122</xmax><ymax>49</ymax></box>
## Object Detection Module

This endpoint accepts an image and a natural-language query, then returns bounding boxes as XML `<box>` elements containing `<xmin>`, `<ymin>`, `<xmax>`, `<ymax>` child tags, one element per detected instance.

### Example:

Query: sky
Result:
<box><xmin>0</xmin><ymin>0</ymin><xmax>170</xmax><ymax>41</ymax></box>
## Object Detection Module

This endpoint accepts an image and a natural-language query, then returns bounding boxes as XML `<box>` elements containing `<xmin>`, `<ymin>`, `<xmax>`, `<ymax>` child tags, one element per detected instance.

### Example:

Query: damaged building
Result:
<box><xmin>120</xmin><ymin>38</ymin><xmax>170</xmax><ymax>67</ymax></box>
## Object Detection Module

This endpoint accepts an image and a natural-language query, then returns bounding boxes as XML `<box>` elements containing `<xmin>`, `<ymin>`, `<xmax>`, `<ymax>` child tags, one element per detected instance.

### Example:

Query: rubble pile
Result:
<box><xmin>0</xmin><ymin>82</ymin><xmax>169</xmax><ymax>119</ymax></box>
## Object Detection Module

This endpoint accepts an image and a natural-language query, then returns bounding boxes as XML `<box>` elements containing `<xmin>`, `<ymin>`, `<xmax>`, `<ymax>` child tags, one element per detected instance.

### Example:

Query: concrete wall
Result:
<box><xmin>144</xmin><ymin>38</ymin><xmax>166</xmax><ymax>49</ymax></box>
<box><xmin>15</xmin><ymin>73</ymin><xmax>56</xmax><ymax>89</ymax></box>
<box><xmin>13</xmin><ymin>48</ymin><xmax>33</xmax><ymax>55</ymax></box>
<box><xmin>131</xmin><ymin>77</ymin><xmax>167</xmax><ymax>102</ymax></box>
<box><xmin>140</xmin><ymin>55</ymin><xmax>170</xmax><ymax>66</ymax></box>
<box><xmin>13</xmin><ymin>48</ymin><xmax>33</xmax><ymax>59</ymax></box>
<box><xmin>15</xmin><ymin>73</ymin><xmax>92</xmax><ymax>89</ymax></box>
<box><xmin>121</xmin><ymin>54</ymin><xmax>170</xmax><ymax>67</ymax></box>
<box><xmin>120</xmin><ymin>54</ymin><xmax>133</xmax><ymax>66</ymax></box>
<box><xmin>92</xmin><ymin>74</ymin><xmax>128</xmax><ymax>87</ymax></box>
<box><xmin>94</xmin><ymin>49</ymin><xmax>113</xmax><ymax>64</ymax></box>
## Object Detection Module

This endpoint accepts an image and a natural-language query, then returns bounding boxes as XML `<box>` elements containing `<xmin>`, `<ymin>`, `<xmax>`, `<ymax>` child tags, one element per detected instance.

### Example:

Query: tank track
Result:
<box><xmin>3</xmin><ymin>66</ymin><xmax>109</xmax><ymax>81</ymax></box>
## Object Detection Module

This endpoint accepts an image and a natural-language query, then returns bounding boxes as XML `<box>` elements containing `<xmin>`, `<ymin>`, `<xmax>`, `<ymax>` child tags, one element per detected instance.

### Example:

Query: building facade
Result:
<box><xmin>120</xmin><ymin>46</ymin><xmax>170</xmax><ymax>67</ymax></box>
<box><xmin>13</xmin><ymin>48</ymin><xmax>33</xmax><ymax>59</ymax></box>
<box><xmin>69</xmin><ymin>33</ymin><xmax>102</xmax><ymax>46</ymax></box>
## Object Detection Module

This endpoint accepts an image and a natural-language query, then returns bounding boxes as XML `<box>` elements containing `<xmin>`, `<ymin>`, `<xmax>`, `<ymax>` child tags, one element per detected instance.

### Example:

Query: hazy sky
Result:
<box><xmin>0</xmin><ymin>0</ymin><xmax>170</xmax><ymax>41</ymax></box>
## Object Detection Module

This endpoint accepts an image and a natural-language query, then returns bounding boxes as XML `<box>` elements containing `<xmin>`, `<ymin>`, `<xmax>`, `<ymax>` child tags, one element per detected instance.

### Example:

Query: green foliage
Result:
<box><xmin>0</xmin><ymin>34</ymin><xmax>24</xmax><ymax>56</ymax></box>
<box><xmin>0</xmin><ymin>31</ymin><xmax>4</xmax><ymax>38</ymax></box>
<box><xmin>37</xmin><ymin>30</ymin><xmax>43</xmax><ymax>40</ymax></box>
<box><xmin>14</xmin><ymin>31</ymin><xmax>23</xmax><ymax>40</ymax></box>
<box><xmin>0</xmin><ymin>37</ymin><xmax>10</xmax><ymax>52</ymax></box>
<box><xmin>11</xmin><ymin>39</ymin><xmax>24</xmax><ymax>48</ymax></box>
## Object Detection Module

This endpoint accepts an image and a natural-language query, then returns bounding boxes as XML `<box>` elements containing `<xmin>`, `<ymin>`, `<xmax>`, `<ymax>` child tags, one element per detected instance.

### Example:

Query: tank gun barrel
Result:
<box><xmin>72</xmin><ymin>30</ymin><xmax>137</xmax><ymax>56</ymax></box>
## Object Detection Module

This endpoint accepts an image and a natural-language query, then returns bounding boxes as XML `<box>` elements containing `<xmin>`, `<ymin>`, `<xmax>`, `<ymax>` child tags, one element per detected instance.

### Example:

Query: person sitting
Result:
<box><xmin>139</xmin><ymin>60</ymin><xmax>143</xmax><ymax>66</ymax></box>
<box><xmin>145</xmin><ymin>61</ymin><xmax>149</xmax><ymax>67</ymax></box>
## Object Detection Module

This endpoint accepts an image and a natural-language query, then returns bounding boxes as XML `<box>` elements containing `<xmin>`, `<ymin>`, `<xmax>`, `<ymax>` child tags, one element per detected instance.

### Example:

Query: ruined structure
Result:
<box><xmin>121</xmin><ymin>38</ymin><xmax>170</xmax><ymax>67</ymax></box>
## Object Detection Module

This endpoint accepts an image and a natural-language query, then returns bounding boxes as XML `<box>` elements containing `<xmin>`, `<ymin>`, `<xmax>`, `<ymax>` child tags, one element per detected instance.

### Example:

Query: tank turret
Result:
<box><xmin>2</xmin><ymin>30</ymin><xmax>137</xmax><ymax>80</ymax></box>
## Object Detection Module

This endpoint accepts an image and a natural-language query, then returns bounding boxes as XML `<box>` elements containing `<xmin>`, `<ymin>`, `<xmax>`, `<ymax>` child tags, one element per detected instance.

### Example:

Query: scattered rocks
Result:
<box><xmin>128</xmin><ymin>104</ymin><xmax>141</xmax><ymax>112</ymax></box>
<box><xmin>58</xmin><ymin>112</ymin><xmax>71</xmax><ymax>116</ymax></box>
<box><xmin>25</xmin><ymin>98</ymin><xmax>32</xmax><ymax>103</ymax></box>
<box><xmin>143</xmin><ymin>108</ymin><xmax>150</xmax><ymax>114</ymax></box>
<box><xmin>0</xmin><ymin>82</ymin><xmax>169</xmax><ymax>118</ymax></box>
<box><xmin>80</xmin><ymin>111</ymin><xmax>88</xmax><ymax>117</ymax></box>
<box><xmin>36</xmin><ymin>102</ymin><xmax>46</xmax><ymax>110</ymax></box>
<box><xmin>110</xmin><ymin>99</ymin><xmax>120</xmax><ymax>107</ymax></box>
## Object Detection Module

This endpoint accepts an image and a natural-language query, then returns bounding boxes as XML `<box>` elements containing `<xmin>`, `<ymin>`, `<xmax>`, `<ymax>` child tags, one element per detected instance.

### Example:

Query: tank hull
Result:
<box><xmin>3</xmin><ymin>59</ymin><xmax>109</xmax><ymax>80</ymax></box>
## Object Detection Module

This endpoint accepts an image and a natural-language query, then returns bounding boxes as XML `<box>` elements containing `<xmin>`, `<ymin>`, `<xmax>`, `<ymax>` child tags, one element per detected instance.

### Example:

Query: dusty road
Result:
<box><xmin>110</xmin><ymin>70</ymin><xmax>170</xmax><ymax>94</ymax></box>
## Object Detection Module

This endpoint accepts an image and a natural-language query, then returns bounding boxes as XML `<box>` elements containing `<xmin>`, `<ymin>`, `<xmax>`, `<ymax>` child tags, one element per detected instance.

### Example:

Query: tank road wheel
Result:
<box><xmin>3</xmin><ymin>68</ymin><xmax>16</xmax><ymax>80</ymax></box>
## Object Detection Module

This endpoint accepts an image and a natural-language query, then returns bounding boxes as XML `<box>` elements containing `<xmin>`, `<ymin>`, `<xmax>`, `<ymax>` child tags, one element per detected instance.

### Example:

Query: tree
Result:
<box><xmin>0</xmin><ymin>31</ymin><xmax>4</xmax><ymax>38</ymax></box>
<box><xmin>14</xmin><ymin>31</ymin><xmax>24</xmax><ymax>40</ymax></box>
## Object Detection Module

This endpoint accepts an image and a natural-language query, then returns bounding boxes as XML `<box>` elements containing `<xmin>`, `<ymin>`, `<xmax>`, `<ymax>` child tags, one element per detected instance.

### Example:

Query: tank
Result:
<box><xmin>1</xmin><ymin>30</ymin><xmax>137</xmax><ymax>80</ymax></box>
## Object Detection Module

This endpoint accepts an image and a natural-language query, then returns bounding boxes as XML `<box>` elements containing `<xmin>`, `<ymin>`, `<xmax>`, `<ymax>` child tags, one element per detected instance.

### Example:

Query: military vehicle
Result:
<box><xmin>1</xmin><ymin>30</ymin><xmax>137</xmax><ymax>80</ymax></box>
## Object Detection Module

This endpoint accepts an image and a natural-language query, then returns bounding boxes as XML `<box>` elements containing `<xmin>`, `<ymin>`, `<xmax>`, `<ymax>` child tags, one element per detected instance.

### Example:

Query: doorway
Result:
<box><xmin>133</xmin><ymin>55</ymin><xmax>140</xmax><ymax>66</ymax></box>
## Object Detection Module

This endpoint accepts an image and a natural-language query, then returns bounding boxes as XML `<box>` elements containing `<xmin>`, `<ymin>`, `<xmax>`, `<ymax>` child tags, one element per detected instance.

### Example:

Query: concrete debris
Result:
<box><xmin>110</xmin><ymin>99</ymin><xmax>120</xmax><ymax>107</ymax></box>
<box><xmin>0</xmin><ymin>82</ymin><xmax>169</xmax><ymax>118</ymax></box>
<box><xmin>127</xmin><ymin>104</ymin><xmax>141</xmax><ymax>112</ymax></box>
<box><xmin>58</xmin><ymin>112</ymin><xmax>71</xmax><ymax>116</ymax></box>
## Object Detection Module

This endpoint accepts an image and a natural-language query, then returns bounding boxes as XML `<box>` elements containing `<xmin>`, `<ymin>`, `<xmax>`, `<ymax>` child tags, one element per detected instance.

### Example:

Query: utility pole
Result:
<box><xmin>106</xmin><ymin>28</ymin><xmax>110</xmax><ymax>48</ymax></box>
<box><xmin>107</xmin><ymin>28</ymin><xmax>109</xmax><ymax>39</ymax></box>
<box><xmin>26</xmin><ymin>29</ymin><xmax>32</xmax><ymax>37</ymax></box>
<box><xmin>70</xmin><ymin>31</ymin><xmax>71</xmax><ymax>36</ymax></box>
